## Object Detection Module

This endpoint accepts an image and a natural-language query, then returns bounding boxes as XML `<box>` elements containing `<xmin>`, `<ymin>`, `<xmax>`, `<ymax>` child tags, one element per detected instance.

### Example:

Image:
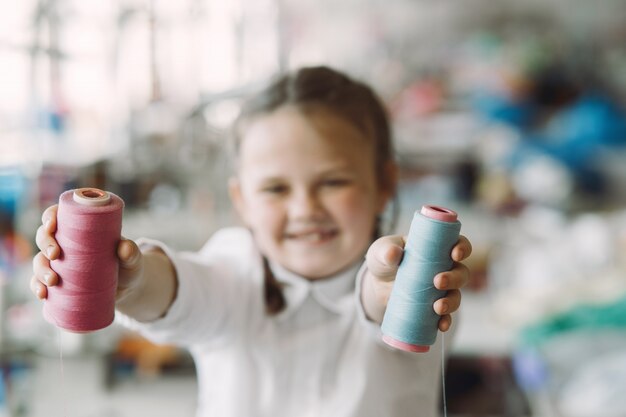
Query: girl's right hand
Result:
<box><xmin>30</xmin><ymin>204</ymin><xmax>144</xmax><ymax>302</ymax></box>
<box><xmin>362</xmin><ymin>233</ymin><xmax>471</xmax><ymax>329</ymax></box>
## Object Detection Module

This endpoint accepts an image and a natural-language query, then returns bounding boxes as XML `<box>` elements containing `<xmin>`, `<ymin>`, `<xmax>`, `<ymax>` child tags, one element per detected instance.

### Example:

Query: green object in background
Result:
<box><xmin>520</xmin><ymin>295</ymin><xmax>626</xmax><ymax>347</ymax></box>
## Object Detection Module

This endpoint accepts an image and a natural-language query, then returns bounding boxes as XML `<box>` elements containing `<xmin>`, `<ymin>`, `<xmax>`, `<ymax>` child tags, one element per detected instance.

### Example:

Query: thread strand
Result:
<box><xmin>442</xmin><ymin>333</ymin><xmax>447</xmax><ymax>417</ymax></box>
<box><xmin>56</xmin><ymin>326</ymin><xmax>68</xmax><ymax>417</ymax></box>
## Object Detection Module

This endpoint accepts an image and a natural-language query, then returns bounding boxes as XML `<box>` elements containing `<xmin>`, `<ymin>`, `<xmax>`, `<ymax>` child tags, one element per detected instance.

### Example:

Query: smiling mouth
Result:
<box><xmin>285</xmin><ymin>229</ymin><xmax>338</xmax><ymax>244</ymax></box>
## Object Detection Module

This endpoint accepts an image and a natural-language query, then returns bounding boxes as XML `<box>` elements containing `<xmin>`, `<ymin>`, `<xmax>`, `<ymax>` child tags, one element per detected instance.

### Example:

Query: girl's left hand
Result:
<box><xmin>362</xmin><ymin>234</ymin><xmax>472</xmax><ymax>330</ymax></box>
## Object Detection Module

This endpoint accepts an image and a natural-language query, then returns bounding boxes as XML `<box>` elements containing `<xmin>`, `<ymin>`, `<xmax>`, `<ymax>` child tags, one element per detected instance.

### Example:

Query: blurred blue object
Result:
<box><xmin>518</xmin><ymin>94</ymin><xmax>626</xmax><ymax>170</ymax></box>
<box><xmin>0</xmin><ymin>168</ymin><xmax>26</xmax><ymax>219</ymax></box>
<box><xmin>0</xmin><ymin>168</ymin><xmax>27</xmax><ymax>279</ymax></box>
<box><xmin>512</xmin><ymin>348</ymin><xmax>549</xmax><ymax>392</ymax></box>
<box><xmin>474</xmin><ymin>71</ymin><xmax>626</xmax><ymax>196</ymax></box>
<box><xmin>472</xmin><ymin>91</ymin><xmax>534</xmax><ymax>129</ymax></box>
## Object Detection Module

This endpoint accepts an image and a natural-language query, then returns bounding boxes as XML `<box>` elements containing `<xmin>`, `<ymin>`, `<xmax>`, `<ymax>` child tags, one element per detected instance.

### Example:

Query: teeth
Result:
<box><xmin>303</xmin><ymin>233</ymin><xmax>323</xmax><ymax>242</ymax></box>
<box><xmin>289</xmin><ymin>231</ymin><xmax>331</xmax><ymax>242</ymax></box>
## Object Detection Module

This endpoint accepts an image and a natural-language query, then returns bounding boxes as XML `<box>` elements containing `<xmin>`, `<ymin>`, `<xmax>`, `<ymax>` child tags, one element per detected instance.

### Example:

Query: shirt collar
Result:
<box><xmin>268</xmin><ymin>260</ymin><xmax>361</xmax><ymax>320</ymax></box>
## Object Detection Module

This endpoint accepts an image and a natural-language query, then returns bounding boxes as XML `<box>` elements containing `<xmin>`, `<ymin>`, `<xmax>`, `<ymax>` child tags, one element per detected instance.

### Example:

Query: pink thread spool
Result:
<box><xmin>43</xmin><ymin>188</ymin><xmax>124</xmax><ymax>332</ymax></box>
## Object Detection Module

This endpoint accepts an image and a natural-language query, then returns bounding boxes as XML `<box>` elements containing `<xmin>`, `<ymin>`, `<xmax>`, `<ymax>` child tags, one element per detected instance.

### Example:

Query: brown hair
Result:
<box><xmin>233</xmin><ymin>66</ymin><xmax>397</xmax><ymax>315</ymax></box>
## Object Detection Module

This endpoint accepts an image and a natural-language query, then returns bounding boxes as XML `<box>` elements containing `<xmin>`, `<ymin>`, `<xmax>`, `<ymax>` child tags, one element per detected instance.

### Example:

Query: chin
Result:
<box><xmin>291</xmin><ymin>259</ymin><xmax>353</xmax><ymax>280</ymax></box>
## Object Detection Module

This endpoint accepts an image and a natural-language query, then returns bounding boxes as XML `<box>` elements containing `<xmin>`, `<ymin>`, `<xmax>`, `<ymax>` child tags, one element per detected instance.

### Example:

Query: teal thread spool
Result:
<box><xmin>381</xmin><ymin>205</ymin><xmax>461</xmax><ymax>353</ymax></box>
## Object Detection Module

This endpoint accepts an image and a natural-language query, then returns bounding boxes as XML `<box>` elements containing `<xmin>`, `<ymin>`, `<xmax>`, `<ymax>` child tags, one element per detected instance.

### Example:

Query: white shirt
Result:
<box><xmin>118</xmin><ymin>227</ymin><xmax>450</xmax><ymax>417</ymax></box>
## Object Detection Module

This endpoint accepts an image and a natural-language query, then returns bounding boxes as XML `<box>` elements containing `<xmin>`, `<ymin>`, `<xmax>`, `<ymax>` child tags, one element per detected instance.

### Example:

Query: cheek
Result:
<box><xmin>244</xmin><ymin>199</ymin><xmax>284</xmax><ymax>235</ymax></box>
<box><xmin>331</xmin><ymin>190</ymin><xmax>378</xmax><ymax>231</ymax></box>
<box><xmin>242</xmin><ymin>203</ymin><xmax>284</xmax><ymax>257</ymax></box>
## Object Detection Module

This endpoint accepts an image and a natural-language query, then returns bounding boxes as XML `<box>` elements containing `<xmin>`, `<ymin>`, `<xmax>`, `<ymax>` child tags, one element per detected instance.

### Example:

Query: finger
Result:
<box><xmin>451</xmin><ymin>235</ymin><xmax>472</xmax><ymax>262</ymax></box>
<box><xmin>365</xmin><ymin>235</ymin><xmax>406</xmax><ymax>282</ymax></box>
<box><xmin>117</xmin><ymin>238</ymin><xmax>142</xmax><ymax>274</ymax></box>
<box><xmin>35</xmin><ymin>225</ymin><xmax>60</xmax><ymax>260</ymax></box>
<box><xmin>41</xmin><ymin>204</ymin><xmax>59</xmax><ymax>232</ymax></box>
<box><xmin>434</xmin><ymin>289</ymin><xmax>461</xmax><ymax>316</ymax></box>
<box><xmin>30</xmin><ymin>276</ymin><xmax>48</xmax><ymax>299</ymax></box>
<box><xmin>438</xmin><ymin>314</ymin><xmax>452</xmax><ymax>332</ymax></box>
<box><xmin>434</xmin><ymin>262</ymin><xmax>470</xmax><ymax>290</ymax></box>
<box><xmin>32</xmin><ymin>252</ymin><xmax>59</xmax><ymax>287</ymax></box>
<box><xmin>37</xmin><ymin>205</ymin><xmax>59</xmax><ymax>258</ymax></box>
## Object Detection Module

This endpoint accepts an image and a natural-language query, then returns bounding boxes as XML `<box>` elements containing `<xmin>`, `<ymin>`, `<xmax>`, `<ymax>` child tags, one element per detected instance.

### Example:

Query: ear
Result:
<box><xmin>228</xmin><ymin>177</ymin><xmax>248</xmax><ymax>224</ymax></box>
<box><xmin>377</xmin><ymin>161</ymin><xmax>399</xmax><ymax>213</ymax></box>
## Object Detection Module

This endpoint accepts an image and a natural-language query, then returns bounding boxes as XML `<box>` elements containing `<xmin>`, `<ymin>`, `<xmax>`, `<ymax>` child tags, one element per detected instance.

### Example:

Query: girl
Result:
<box><xmin>32</xmin><ymin>66</ymin><xmax>472</xmax><ymax>417</ymax></box>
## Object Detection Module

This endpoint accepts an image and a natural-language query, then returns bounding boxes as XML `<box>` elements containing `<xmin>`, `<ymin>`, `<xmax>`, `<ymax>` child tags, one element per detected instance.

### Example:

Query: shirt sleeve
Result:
<box><xmin>115</xmin><ymin>229</ymin><xmax>262</xmax><ymax>348</ymax></box>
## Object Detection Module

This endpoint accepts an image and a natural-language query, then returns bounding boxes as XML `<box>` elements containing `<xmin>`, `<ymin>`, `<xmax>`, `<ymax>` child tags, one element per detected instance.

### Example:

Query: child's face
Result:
<box><xmin>230</xmin><ymin>106</ymin><xmax>393</xmax><ymax>280</ymax></box>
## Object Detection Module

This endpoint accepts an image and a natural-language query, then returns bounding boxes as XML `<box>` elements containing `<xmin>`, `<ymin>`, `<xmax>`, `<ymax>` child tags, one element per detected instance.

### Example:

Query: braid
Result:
<box><xmin>262</xmin><ymin>257</ymin><xmax>287</xmax><ymax>315</ymax></box>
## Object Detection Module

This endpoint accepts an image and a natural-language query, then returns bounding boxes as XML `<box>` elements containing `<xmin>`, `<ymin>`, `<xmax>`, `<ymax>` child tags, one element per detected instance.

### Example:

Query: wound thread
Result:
<box><xmin>43</xmin><ymin>188</ymin><xmax>124</xmax><ymax>333</ymax></box>
<box><xmin>381</xmin><ymin>205</ymin><xmax>461</xmax><ymax>352</ymax></box>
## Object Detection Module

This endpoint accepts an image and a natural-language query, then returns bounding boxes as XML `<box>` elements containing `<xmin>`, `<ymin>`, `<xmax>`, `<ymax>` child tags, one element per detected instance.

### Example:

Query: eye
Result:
<box><xmin>261</xmin><ymin>184</ymin><xmax>289</xmax><ymax>194</ymax></box>
<box><xmin>322</xmin><ymin>178</ymin><xmax>351</xmax><ymax>187</ymax></box>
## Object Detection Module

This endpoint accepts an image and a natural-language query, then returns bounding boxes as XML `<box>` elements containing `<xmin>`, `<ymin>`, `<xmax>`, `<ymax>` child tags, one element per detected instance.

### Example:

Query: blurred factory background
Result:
<box><xmin>1</xmin><ymin>0</ymin><xmax>626</xmax><ymax>416</ymax></box>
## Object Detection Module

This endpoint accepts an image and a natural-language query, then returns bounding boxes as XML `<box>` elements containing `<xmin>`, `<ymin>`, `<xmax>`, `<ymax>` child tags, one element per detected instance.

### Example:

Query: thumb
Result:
<box><xmin>365</xmin><ymin>235</ymin><xmax>405</xmax><ymax>282</ymax></box>
<box><xmin>117</xmin><ymin>238</ymin><xmax>143</xmax><ymax>274</ymax></box>
<box><xmin>116</xmin><ymin>238</ymin><xmax>144</xmax><ymax>300</ymax></box>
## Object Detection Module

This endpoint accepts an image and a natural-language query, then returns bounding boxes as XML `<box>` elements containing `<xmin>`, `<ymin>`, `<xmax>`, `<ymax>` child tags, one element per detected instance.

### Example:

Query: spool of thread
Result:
<box><xmin>43</xmin><ymin>188</ymin><xmax>124</xmax><ymax>332</ymax></box>
<box><xmin>381</xmin><ymin>205</ymin><xmax>461</xmax><ymax>353</ymax></box>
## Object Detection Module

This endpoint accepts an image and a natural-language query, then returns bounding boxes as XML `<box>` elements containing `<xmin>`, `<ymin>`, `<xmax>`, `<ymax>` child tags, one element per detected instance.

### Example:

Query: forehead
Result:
<box><xmin>237</xmin><ymin>106</ymin><xmax>375</xmax><ymax>172</ymax></box>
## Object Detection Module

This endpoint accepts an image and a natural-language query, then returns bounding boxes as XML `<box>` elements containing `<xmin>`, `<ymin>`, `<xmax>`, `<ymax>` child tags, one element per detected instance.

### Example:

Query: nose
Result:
<box><xmin>288</xmin><ymin>188</ymin><xmax>323</xmax><ymax>220</ymax></box>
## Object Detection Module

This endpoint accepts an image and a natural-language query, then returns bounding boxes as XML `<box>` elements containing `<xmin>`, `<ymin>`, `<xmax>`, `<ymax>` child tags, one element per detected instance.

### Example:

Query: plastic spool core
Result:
<box><xmin>73</xmin><ymin>188</ymin><xmax>111</xmax><ymax>207</ymax></box>
<box><xmin>420</xmin><ymin>205</ymin><xmax>457</xmax><ymax>223</ymax></box>
<box><xmin>383</xmin><ymin>335</ymin><xmax>430</xmax><ymax>352</ymax></box>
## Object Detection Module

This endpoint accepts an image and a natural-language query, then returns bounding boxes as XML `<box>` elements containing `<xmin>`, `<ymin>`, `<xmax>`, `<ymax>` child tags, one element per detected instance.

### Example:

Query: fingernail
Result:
<box><xmin>440</xmin><ymin>300</ymin><xmax>449</xmax><ymax>314</ymax></box>
<box><xmin>438</xmin><ymin>274</ymin><xmax>449</xmax><ymax>289</ymax></box>
<box><xmin>46</xmin><ymin>245</ymin><xmax>55</xmax><ymax>258</ymax></box>
<box><xmin>44</xmin><ymin>218</ymin><xmax>51</xmax><ymax>229</ymax></box>
<box><xmin>35</xmin><ymin>282</ymin><xmax>46</xmax><ymax>299</ymax></box>
<box><xmin>43</xmin><ymin>272</ymin><xmax>53</xmax><ymax>285</ymax></box>
<box><xmin>125</xmin><ymin>247</ymin><xmax>139</xmax><ymax>264</ymax></box>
